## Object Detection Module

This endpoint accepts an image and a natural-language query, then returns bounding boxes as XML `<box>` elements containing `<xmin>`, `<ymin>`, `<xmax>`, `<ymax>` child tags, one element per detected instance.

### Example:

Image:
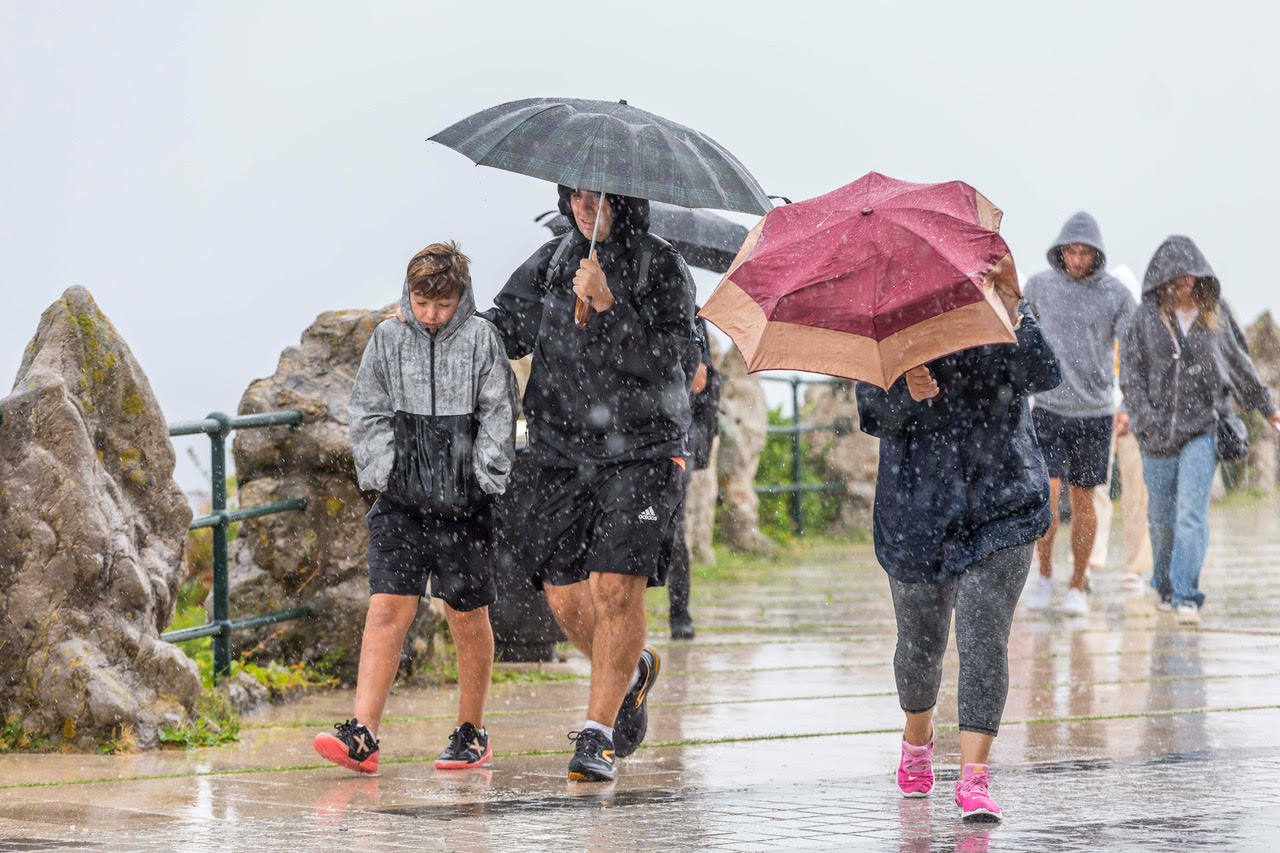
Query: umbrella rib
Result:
<box><xmin>458</xmin><ymin>103</ymin><xmax>566</xmax><ymax>165</ymax></box>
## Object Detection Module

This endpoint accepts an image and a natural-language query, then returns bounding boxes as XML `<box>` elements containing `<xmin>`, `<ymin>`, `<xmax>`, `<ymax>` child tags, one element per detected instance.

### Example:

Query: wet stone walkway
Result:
<box><xmin>3</xmin><ymin>502</ymin><xmax>1280</xmax><ymax>851</ymax></box>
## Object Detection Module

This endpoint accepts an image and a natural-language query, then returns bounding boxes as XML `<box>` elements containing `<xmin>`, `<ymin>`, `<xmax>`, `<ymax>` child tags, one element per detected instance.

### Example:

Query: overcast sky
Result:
<box><xmin>4</xmin><ymin>1</ymin><xmax>1278</xmax><ymax>492</ymax></box>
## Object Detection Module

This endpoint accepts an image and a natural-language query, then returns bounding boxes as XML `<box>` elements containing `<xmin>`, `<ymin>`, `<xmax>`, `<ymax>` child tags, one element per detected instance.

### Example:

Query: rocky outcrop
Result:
<box><xmin>684</xmin><ymin>437</ymin><xmax>719</xmax><ymax>565</ymax></box>
<box><xmin>803</xmin><ymin>381</ymin><xmax>878</xmax><ymax>532</ymax></box>
<box><xmin>227</xmin><ymin>307</ymin><xmax>441</xmax><ymax>685</ymax></box>
<box><xmin>0</xmin><ymin>287</ymin><xmax>200</xmax><ymax>749</ymax></box>
<box><xmin>714</xmin><ymin>349</ymin><xmax>773</xmax><ymax>553</ymax></box>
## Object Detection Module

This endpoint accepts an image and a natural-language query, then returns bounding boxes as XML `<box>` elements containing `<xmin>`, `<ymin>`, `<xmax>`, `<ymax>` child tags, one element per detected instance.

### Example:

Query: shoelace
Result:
<box><xmin>956</xmin><ymin>773</ymin><xmax>991</xmax><ymax>798</ymax></box>
<box><xmin>448</xmin><ymin>725</ymin><xmax>480</xmax><ymax>754</ymax></box>
<box><xmin>901</xmin><ymin>749</ymin><xmax>932</xmax><ymax>775</ymax></box>
<box><xmin>567</xmin><ymin>729</ymin><xmax>606</xmax><ymax>747</ymax></box>
<box><xmin>335</xmin><ymin>719</ymin><xmax>377</xmax><ymax>755</ymax></box>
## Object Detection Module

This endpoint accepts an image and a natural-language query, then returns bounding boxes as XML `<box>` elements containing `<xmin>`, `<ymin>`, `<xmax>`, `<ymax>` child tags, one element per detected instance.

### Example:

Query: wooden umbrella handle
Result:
<box><xmin>575</xmin><ymin>295</ymin><xmax>593</xmax><ymax>328</ymax></box>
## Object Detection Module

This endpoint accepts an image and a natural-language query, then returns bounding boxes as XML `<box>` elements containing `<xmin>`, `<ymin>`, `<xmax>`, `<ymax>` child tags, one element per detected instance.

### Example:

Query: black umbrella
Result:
<box><xmin>535</xmin><ymin>204</ymin><xmax>749</xmax><ymax>274</ymax></box>
<box><xmin>431</xmin><ymin>98</ymin><xmax>771</xmax><ymax>325</ymax></box>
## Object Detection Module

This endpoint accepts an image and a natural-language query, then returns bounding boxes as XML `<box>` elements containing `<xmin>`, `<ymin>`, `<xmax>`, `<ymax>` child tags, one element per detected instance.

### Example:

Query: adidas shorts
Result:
<box><xmin>526</xmin><ymin>458</ymin><xmax>684</xmax><ymax>588</ymax></box>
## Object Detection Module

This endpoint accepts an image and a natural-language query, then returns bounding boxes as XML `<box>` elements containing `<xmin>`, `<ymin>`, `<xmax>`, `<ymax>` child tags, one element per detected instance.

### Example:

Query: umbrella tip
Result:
<box><xmin>861</xmin><ymin>207</ymin><xmax>874</xmax><ymax>216</ymax></box>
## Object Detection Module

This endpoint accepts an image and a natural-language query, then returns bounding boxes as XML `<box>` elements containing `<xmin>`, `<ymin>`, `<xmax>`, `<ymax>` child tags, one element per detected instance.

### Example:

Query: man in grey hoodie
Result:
<box><xmin>1022</xmin><ymin>212</ymin><xmax>1136</xmax><ymax>615</ymax></box>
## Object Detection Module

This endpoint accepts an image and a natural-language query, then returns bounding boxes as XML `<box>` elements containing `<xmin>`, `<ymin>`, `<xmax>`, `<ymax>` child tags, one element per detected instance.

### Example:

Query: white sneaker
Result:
<box><xmin>1155</xmin><ymin>598</ymin><xmax>1174</xmax><ymax>613</ymax></box>
<box><xmin>1024</xmin><ymin>575</ymin><xmax>1053</xmax><ymax>610</ymax></box>
<box><xmin>1175</xmin><ymin>603</ymin><xmax>1201</xmax><ymax>626</ymax></box>
<box><xmin>1123</xmin><ymin>573</ymin><xmax>1144</xmax><ymax>594</ymax></box>
<box><xmin>1062</xmin><ymin>587</ymin><xmax>1089</xmax><ymax>616</ymax></box>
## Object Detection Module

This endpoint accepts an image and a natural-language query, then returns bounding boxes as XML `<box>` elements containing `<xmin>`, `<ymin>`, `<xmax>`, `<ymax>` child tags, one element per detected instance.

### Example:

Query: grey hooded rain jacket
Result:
<box><xmin>350</xmin><ymin>275</ymin><xmax>518</xmax><ymax>514</ymax></box>
<box><xmin>1119</xmin><ymin>235</ymin><xmax>1275</xmax><ymax>458</ymax></box>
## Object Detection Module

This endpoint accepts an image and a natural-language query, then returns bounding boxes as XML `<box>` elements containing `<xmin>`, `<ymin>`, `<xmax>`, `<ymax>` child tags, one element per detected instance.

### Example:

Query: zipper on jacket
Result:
<box><xmin>429</xmin><ymin>335</ymin><xmax>436</xmax><ymax>416</ymax></box>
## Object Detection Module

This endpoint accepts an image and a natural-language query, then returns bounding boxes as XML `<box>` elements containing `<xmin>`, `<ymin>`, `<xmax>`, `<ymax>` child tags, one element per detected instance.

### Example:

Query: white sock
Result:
<box><xmin>629</xmin><ymin>665</ymin><xmax>642</xmax><ymax>690</ymax></box>
<box><xmin>582</xmin><ymin>720</ymin><xmax>614</xmax><ymax>741</ymax></box>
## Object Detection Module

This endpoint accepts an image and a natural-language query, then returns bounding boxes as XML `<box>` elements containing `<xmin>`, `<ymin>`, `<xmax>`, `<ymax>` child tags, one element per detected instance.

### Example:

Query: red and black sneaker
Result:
<box><xmin>314</xmin><ymin>719</ymin><xmax>380</xmax><ymax>774</ymax></box>
<box><xmin>434</xmin><ymin>722</ymin><xmax>492</xmax><ymax>770</ymax></box>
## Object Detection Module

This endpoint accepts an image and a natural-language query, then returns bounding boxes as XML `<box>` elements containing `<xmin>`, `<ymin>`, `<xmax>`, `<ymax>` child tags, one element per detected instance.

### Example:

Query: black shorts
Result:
<box><xmin>526</xmin><ymin>459</ymin><xmax>685</xmax><ymax>588</ymax></box>
<box><xmin>366</xmin><ymin>495</ymin><xmax>497</xmax><ymax>611</ymax></box>
<box><xmin>1032</xmin><ymin>408</ymin><xmax>1113</xmax><ymax>488</ymax></box>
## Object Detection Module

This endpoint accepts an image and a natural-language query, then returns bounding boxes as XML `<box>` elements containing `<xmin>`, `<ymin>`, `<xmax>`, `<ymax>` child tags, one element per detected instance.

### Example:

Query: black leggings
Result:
<box><xmin>887</xmin><ymin>543</ymin><xmax>1032</xmax><ymax>736</ymax></box>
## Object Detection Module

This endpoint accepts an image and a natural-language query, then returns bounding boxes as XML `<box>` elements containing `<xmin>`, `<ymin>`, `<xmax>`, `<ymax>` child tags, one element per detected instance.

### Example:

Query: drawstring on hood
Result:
<box><xmin>1047</xmin><ymin>211</ymin><xmax>1107</xmax><ymax>278</ymax></box>
<box><xmin>1141</xmin><ymin>235</ymin><xmax>1221</xmax><ymax>304</ymax></box>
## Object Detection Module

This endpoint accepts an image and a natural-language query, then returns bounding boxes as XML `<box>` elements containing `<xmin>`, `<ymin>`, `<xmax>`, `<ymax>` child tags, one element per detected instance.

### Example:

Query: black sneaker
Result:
<box><xmin>670</xmin><ymin>612</ymin><xmax>695</xmax><ymax>640</ymax></box>
<box><xmin>567</xmin><ymin>728</ymin><xmax>616</xmax><ymax>782</ymax></box>
<box><xmin>434</xmin><ymin>722</ymin><xmax>492</xmax><ymax>770</ymax></box>
<box><xmin>612</xmin><ymin>645</ymin><xmax>660</xmax><ymax>758</ymax></box>
<box><xmin>314</xmin><ymin>719</ymin><xmax>380</xmax><ymax>774</ymax></box>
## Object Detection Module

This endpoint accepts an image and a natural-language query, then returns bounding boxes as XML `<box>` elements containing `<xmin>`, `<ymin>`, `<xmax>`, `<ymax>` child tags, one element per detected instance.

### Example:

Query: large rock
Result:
<box><xmin>0</xmin><ymin>287</ymin><xmax>200</xmax><ymax>749</ymax></box>
<box><xmin>803</xmin><ymin>381</ymin><xmax>879</xmax><ymax>532</ymax></box>
<box><xmin>714</xmin><ymin>349</ymin><xmax>773</xmax><ymax>553</ymax></box>
<box><xmin>684</xmin><ymin>437</ymin><xmax>719</xmax><ymax>565</ymax></box>
<box><xmin>228</xmin><ymin>308</ymin><xmax>440</xmax><ymax>685</ymax></box>
<box><xmin>1246</xmin><ymin>312</ymin><xmax>1280</xmax><ymax>495</ymax></box>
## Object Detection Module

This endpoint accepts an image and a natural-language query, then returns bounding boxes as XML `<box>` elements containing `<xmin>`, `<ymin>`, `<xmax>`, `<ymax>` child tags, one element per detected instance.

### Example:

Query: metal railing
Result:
<box><xmin>755</xmin><ymin>375</ymin><xmax>852</xmax><ymax>534</ymax></box>
<box><xmin>162</xmin><ymin>410</ymin><xmax>310</xmax><ymax>682</ymax></box>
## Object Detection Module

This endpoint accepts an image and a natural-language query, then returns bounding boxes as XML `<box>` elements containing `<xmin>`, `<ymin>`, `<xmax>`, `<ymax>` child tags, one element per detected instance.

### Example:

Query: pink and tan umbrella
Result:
<box><xmin>700</xmin><ymin>171</ymin><xmax>1020</xmax><ymax>390</ymax></box>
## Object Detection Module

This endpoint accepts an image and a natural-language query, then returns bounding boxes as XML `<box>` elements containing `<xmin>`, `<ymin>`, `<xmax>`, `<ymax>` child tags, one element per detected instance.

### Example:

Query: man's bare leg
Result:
<box><xmin>544</xmin><ymin>580</ymin><xmax>595</xmax><ymax>657</ymax></box>
<box><xmin>585</xmin><ymin>572</ymin><xmax>648</xmax><ymax>726</ymax></box>
<box><xmin>1067</xmin><ymin>486</ymin><xmax>1098</xmax><ymax>592</ymax></box>
<box><xmin>1036</xmin><ymin>478</ymin><xmax>1063</xmax><ymax>579</ymax></box>
<box><xmin>442</xmin><ymin>603</ymin><xmax>493</xmax><ymax>728</ymax></box>
<box><xmin>353</xmin><ymin>593</ymin><xmax>420</xmax><ymax>735</ymax></box>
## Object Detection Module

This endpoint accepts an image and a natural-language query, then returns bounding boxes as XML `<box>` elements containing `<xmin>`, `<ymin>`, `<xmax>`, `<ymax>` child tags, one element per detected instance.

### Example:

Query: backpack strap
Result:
<box><xmin>543</xmin><ymin>232</ymin><xmax>577</xmax><ymax>293</ymax></box>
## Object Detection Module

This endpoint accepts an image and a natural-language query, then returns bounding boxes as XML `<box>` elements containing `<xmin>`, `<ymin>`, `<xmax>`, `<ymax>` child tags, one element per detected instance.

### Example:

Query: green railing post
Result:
<box><xmin>790</xmin><ymin>378</ymin><xmax>803</xmax><ymax>535</ymax></box>
<box><xmin>207</xmin><ymin>411</ymin><xmax>232</xmax><ymax>681</ymax></box>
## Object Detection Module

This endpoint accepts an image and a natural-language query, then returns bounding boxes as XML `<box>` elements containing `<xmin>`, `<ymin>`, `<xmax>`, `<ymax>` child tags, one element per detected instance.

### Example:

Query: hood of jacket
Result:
<box><xmin>398</xmin><ymin>269</ymin><xmax>477</xmax><ymax>342</ymax></box>
<box><xmin>556</xmin><ymin>185</ymin><xmax>652</xmax><ymax>250</ymax></box>
<box><xmin>1047</xmin><ymin>211</ymin><xmax>1107</xmax><ymax>277</ymax></box>
<box><xmin>1141</xmin><ymin>235</ymin><xmax>1221</xmax><ymax>303</ymax></box>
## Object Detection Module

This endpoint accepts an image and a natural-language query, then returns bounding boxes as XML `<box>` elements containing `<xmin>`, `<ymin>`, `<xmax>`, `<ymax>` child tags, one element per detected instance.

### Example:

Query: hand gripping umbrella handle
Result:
<box><xmin>575</xmin><ymin>196</ymin><xmax>606</xmax><ymax>329</ymax></box>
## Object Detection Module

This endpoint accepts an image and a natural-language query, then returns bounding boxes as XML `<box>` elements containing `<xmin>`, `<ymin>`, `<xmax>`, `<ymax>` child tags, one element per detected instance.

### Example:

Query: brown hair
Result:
<box><xmin>1157</xmin><ymin>277</ymin><xmax>1219</xmax><ymax>331</ymax></box>
<box><xmin>407</xmin><ymin>241</ymin><xmax>470</xmax><ymax>298</ymax></box>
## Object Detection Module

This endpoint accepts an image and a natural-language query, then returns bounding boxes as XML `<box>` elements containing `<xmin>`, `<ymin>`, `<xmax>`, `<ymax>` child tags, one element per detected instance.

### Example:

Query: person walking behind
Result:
<box><xmin>667</xmin><ymin>314</ymin><xmax>722</xmax><ymax>640</ymax></box>
<box><xmin>1120</xmin><ymin>236</ymin><xmax>1280</xmax><ymax>625</ymax></box>
<box><xmin>315</xmin><ymin>242</ymin><xmax>517</xmax><ymax>774</ymax></box>
<box><xmin>483</xmin><ymin>186</ymin><xmax>695</xmax><ymax>781</ymax></box>
<box><xmin>857</xmin><ymin>283</ymin><xmax>1061</xmax><ymax>822</ymax></box>
<box><xmin>1022</xmin><ymin>212</ymin><xmax>1136</xmax><ymax>615</ymax></box>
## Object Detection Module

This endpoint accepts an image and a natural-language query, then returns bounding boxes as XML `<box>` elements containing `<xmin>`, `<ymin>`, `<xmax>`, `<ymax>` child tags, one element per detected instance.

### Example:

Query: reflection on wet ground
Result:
<box><xmin>2</xmin><ymin>503</ymin><xmax>1279</xmax><ymax>850</ymax></box>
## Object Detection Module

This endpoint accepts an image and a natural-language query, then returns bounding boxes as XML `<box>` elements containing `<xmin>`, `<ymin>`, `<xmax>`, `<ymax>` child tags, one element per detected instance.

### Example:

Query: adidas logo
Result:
<box><xmin>638</xmin><ymin>506</ymin><xmax>658</xmax><ymax>522</ymax></box>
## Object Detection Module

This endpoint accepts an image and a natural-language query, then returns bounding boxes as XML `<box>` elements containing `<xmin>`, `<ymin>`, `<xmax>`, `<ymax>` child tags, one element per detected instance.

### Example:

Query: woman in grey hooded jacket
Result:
<box><xmin>1119</xmin><ymin>236</ymin><xmax>1280</xmax><ymax>622</ymax></box>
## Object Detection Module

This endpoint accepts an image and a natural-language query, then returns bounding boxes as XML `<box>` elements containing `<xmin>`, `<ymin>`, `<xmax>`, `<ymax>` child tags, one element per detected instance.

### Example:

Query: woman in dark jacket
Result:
<box><xmin>856</xmin><ymin>287</ymin><xmax>1060</xmax><ymax>822</ymax></box>
<box><xmin>1119</xmin><ymin>236</ymin><xmax>1279</xmax><ymax>624</ymax></box>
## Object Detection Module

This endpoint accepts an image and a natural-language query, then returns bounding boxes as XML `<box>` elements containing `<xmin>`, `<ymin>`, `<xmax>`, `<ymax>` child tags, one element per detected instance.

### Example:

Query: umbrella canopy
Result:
<box><xmin>700</xmin><ymin>172</ymin><xmax>1019</xmax><ymax>390</ymax></box>
<box><xmin>430</xmin><ymin>98</ymin><xmax>772</xmax><ymax>216</ymax></box>
<box><xmin>536</xmin><ymin>204</ymin><xmax>749</xmax><ymax>274</ymax></box>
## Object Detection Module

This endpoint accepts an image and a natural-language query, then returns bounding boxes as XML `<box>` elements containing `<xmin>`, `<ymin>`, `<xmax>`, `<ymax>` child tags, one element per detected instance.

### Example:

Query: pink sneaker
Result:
<box><xmin>954</xmin><ymin>763</ymin><xmax>1001</xmax><ymax>822</ymax></box>
<box><xmin>896</xmin><ymin>737</ymin><xmax>934</xmax><ymax>797</ymax></box>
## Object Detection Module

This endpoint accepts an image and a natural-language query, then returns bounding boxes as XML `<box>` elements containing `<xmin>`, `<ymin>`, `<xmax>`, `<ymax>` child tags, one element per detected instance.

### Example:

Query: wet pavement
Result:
<box><xmin>3</xmin><ymin>501</ymin><xmax>1280</xmax><ymax>851</ymax></box>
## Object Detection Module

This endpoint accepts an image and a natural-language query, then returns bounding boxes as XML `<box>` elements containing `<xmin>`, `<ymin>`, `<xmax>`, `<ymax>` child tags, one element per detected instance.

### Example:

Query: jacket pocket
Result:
<box><xmin>386</xmin><ymin>411</ymin><xmax>483</xmax><ymax>516</ymax></box>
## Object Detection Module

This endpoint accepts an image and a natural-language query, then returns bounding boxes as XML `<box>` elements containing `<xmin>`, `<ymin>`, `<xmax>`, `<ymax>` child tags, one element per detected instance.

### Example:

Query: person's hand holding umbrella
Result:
<box><xmin>572</xmin><ymin>250</ymin><xmax>615</xmax><ymax>316</ymax></box>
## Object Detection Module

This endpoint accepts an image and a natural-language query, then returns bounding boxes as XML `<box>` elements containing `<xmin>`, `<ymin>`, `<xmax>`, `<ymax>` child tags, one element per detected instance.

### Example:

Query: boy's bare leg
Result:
<box><xmin>544</xmin><ymin>580</ymin><xmax>596</xmax><ymax>656</ymax></box>
<box><xmin>442</xmin><ymin>603</ymin><xmax>494</xmax><ymax>728</ymax></box>
<box><xmin>584</xmin><ymin>572</ymin><xmax>648</xmax><ymax>726</ymax></box>
<box><xmin>353</xmin><ymin>593</ymin><xmax>420</xmax><ymax>735</ymax></box>
<box><xmin>1068</xmin><ymin>486</ymin><xmax>1098</xmax><ymax>592</ymax></box>
<box><xmin>1036</xmin><ymin>478</ymin><xmax>1063</xmax><ymax>578</ymax></box>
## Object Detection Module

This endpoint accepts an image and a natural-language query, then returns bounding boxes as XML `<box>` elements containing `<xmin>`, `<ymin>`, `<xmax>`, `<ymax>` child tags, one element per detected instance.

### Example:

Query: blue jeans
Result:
<box><xmin>1141</xmin><ymin>432</ymin><xmax>1216</xmax><ymax>608</ymax></box>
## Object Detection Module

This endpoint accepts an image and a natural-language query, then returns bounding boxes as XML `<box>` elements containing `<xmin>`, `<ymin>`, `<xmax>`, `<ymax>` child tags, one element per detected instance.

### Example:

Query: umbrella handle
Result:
<box><xmin>575</xmin><ymin>197</ymin><xmax>606</xmax><ymax>329</ymax></box>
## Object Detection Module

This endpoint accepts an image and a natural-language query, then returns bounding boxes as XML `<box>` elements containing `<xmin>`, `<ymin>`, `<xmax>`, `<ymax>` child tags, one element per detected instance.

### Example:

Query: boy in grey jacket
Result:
<box><xmin>314</xmin><ymin>242</ymin><xmax>517</xmax><ymax>774</ymax></box>
<box><xmin>1023</xmin><ymin>212</ymin><xmax>1135</xmax><ymax>615</ymax></box>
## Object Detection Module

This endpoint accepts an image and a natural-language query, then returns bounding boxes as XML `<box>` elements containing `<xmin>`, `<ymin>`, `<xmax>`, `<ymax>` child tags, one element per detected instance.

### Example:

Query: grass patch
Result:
<box><xmin>158</xmin><ymin>690</ymin><xmax>240</xmax><ymax>749</ymax></box>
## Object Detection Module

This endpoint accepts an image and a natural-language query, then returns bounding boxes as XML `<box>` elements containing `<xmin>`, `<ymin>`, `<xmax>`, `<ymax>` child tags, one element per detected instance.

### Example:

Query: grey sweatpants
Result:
<box><xmin>887</xmin><ymin>543</ymin><xmax>1033</xmax><ymax>737</ymax></box>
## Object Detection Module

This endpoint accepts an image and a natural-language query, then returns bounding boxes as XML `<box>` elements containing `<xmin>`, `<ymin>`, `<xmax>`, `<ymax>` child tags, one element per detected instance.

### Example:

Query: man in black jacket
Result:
<box><xmin>483</xmin><ymin>186</ymin><xmax>695</xmax><ymax>781</ymax></box>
